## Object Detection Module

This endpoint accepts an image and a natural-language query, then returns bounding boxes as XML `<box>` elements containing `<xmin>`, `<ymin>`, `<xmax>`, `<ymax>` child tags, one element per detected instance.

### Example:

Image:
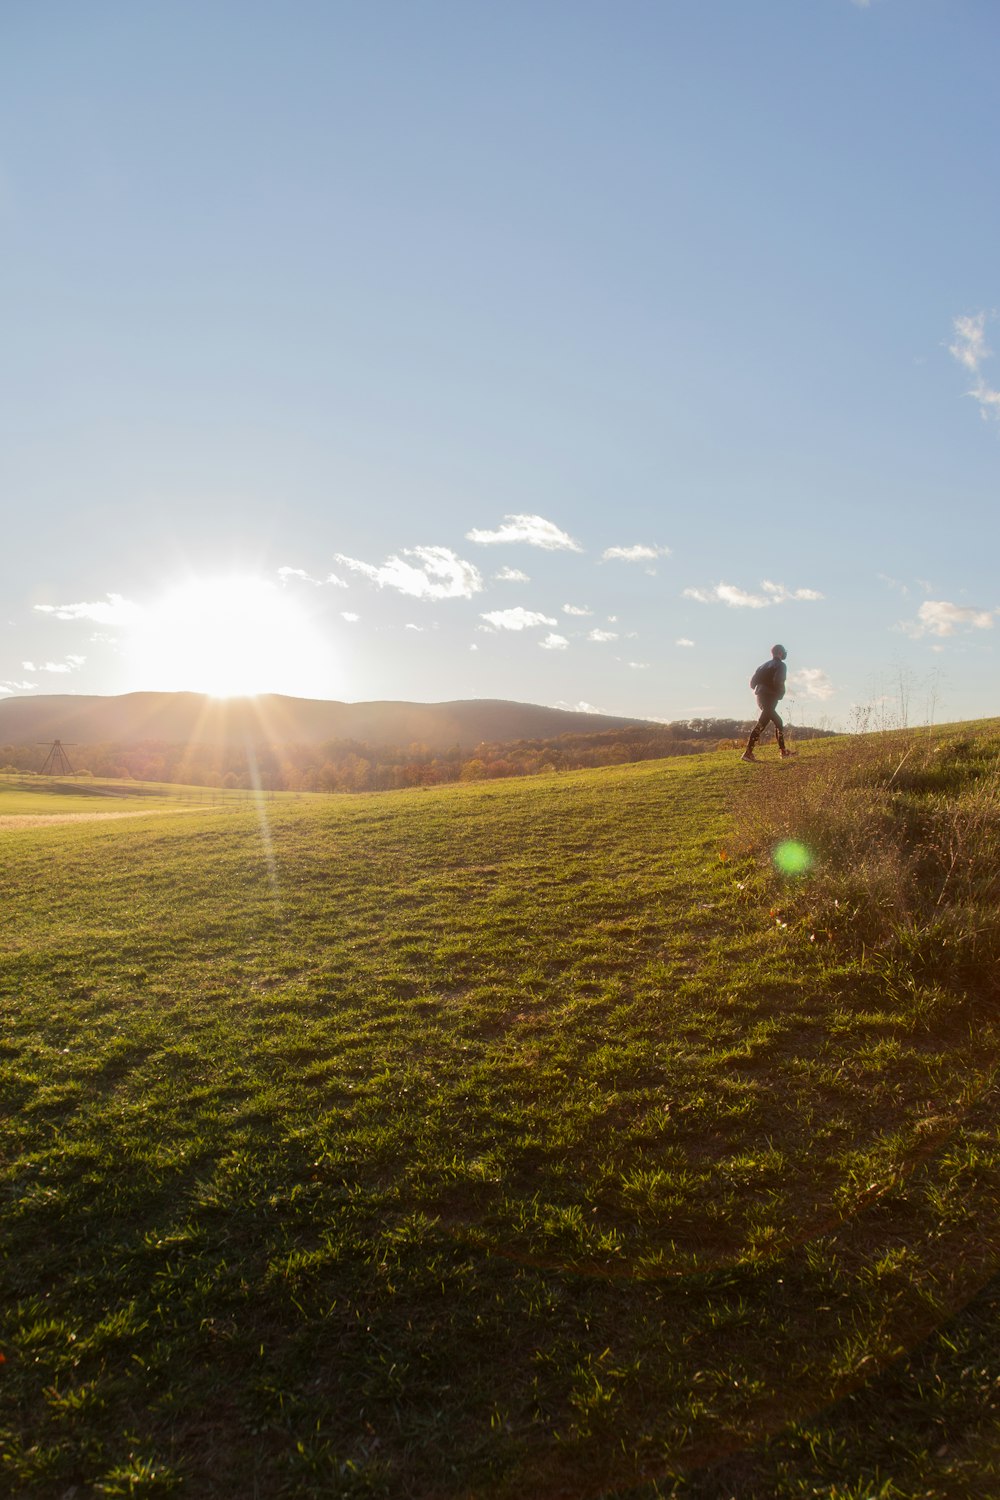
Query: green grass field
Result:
<box><xmin>0</xmin><ymin>774</ymin><xmax>296</xmax><ymax>818</ymax></box>
<box><xmin>2</xmin><ymin>734</ymin><xmax>999</xmax><ymax>1497</ymax></box>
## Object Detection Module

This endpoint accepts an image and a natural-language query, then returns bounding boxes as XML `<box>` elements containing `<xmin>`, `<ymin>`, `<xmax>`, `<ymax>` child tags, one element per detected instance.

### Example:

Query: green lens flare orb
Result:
<box><xmin>773</xmin><ymin>840</ymin><xmax>813</xmax><ymax>876</ymax></box>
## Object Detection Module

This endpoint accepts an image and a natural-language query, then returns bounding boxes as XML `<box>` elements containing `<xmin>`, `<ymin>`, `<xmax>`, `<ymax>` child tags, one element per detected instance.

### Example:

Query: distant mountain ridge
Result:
<box><xmin>0</xmin><ymin>692</ymin><xmax>654</xmax><ymax>751</ymax></box>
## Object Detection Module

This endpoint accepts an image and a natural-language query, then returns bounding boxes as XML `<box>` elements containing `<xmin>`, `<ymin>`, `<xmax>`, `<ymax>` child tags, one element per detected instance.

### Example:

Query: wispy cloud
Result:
<box><xmin>341</xmin><ymin>612</ymin><xmax>360</xmax><ymax>623</ymax></box>
<box><xmin>683</xmin><ymin>580</ymin><xmax>823</xmax><ymax>608</ymax></box>
<box><xmin>562</xmin><ymin>603</ymin><xmax>592</xmax><ymax>617</ymax></box>
<box><xmin>790</xmin><ymin>668</ymin><xmax>835</xmax><ymax>701</ymax></box>
<box><xmin>278</xmin><ymin>566</ymin><xmax>323</xmax><ymax>587</ymax></box>
<box><xmin>587</xmin><ymin>628</ymin><xmax>618</xmax><ymax>642</ymax></box>
<box><xmin>601</xmin><ymin>544</ymin><xmax>671</xmax><ymax>563</ymax></box>
<box><xmin>34</xmin><ymin>593</ymin><xmax>140</xmax><ymax>625</ymax></box>
<box><xmin>949</xmin><ymin>312</ymin><xmax>1000</xmax><ymax>421</ymax></box>
<box><xmin>898</xmin><ymin>599</ymin><xmax>997</xmax><ymax>638</ymax></box>
<box><xmin>555</xmin><ymin>700</ymin><xmax>603</xmax><ymax>715</ymax></box>
<box><xmin>495</xmin><ymin>566</ymin><xmax>530</xmax><ymax>583</ymax></box>
<box><xmin>676</xmin><ymin>637</ymin><xmax>695</xmax><ymax>647</ymax></box>
<box><xmin>334</xmin><ymin>547</ymin><xmax>483</xmax><ymax>600</ymax></box>
<box><xmin>2</xmin><ymin>679</ymin><xmax>37</xmax><ymax>693</ymax></box>
<box><xmin>763</xmin><ymin>580</ymin><xmax>823</xmax><ymax>602</ymax></box>
<box><xmin>950</xmin><ymin>313</ymin><xmax>989</xmax><ymax>373</ymax></box>
<box><xmin>540</xmin><ymin>633</ymin><xmax>569</xmax><ymax>650</ymax></box>
<box><xmin>23</xmin><ymin>657</ymin><xmax>85</xmax><ymax>674</ymax></box>
<box><xmin>683</xmin><ymin>583</ymin><xmax>768</xmax><ymax>608</ymax></box>
<box><xmin>480</xmin><ymin>607</ymin><xmax>558</xmax><ymax>632</ymax></box>
<box><xmin>466</xmin><ymin>514</ymin><xmax>582</xmax><ymax>551</ymax></box>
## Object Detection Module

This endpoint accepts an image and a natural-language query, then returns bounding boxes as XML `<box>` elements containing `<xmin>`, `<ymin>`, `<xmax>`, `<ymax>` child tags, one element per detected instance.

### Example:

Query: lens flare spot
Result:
<box><xmin>773</xmin><ymin>840</ymin><xmax>813</xmax><ymax>876</ymax></box>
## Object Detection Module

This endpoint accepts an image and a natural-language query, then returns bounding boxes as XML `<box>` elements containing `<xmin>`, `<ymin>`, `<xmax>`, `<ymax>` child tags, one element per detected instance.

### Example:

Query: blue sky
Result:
<box><xmin>2</xmin><ymin>0</ymin><xmax>998</xmax><ymax>727</ymax></box>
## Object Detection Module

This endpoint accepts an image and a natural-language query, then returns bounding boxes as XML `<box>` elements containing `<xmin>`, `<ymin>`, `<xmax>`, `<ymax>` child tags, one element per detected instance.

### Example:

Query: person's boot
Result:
<box><xmin>741</xmin><ymin>732</ymin><xmax>759</xmax><ymax>762</ymax></box>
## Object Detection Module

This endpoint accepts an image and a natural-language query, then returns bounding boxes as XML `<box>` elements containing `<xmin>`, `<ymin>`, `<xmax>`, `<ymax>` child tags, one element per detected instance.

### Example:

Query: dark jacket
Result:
<box><xmin>750</xmin><ymin>658</ymin><xmax>786</xmax><ymax>702</ymax></box>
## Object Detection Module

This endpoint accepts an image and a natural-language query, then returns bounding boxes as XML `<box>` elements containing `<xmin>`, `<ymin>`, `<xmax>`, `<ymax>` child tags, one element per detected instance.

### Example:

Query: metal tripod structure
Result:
<box><xmin>38</xmin><ymin>740</ymin><xmax>77</xmax><ymax>775</ymax></box>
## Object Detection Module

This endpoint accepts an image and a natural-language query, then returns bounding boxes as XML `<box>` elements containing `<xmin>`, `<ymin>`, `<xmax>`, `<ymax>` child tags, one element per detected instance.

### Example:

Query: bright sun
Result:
<box><xmin>128</xmin><ymin>575</ymin><xmax>334</xmax><ymax>698</ymax></box>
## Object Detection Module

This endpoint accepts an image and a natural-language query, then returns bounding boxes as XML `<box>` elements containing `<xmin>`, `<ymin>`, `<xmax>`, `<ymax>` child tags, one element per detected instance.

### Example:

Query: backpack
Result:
<box><xmin>750</xmin><ymin>659</ymin><xmax>782</xmax><ymax>695</ymax></box>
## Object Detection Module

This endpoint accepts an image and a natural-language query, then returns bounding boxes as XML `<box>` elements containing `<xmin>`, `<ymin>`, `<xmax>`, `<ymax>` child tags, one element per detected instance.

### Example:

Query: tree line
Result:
<box><xmin>2</xmin><ymin>719</ymin><xmax>831</xmax><ymax>793</ymax></box>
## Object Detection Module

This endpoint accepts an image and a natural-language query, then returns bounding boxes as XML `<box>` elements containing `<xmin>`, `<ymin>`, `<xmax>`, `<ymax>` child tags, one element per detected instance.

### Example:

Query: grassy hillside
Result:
<box><xmin>2</xmin><ymin>731</ymin><xmax>999</xmax><ymax>1497</ymax></box>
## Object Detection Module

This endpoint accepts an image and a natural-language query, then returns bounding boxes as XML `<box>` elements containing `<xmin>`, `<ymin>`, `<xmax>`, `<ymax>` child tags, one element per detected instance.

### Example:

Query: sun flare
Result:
<box><xmin>127</xmin><ymin>575</ymin><xmax>334</xmax><ymax>698</ymax></box>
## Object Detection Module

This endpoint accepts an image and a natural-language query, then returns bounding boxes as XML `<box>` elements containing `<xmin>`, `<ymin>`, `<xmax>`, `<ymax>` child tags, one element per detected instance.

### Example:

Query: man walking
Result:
<box><xmin>741</xmin><ymin>644</ymin><xmax>792</xmax><ymax>762</ymax></box>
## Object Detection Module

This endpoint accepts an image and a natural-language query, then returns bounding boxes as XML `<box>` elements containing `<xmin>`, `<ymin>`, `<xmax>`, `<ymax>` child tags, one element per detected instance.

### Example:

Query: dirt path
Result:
<box><xmin>0</xmin><ymin>808</ymin><xmax>198</xmax><ymax>830</ymax></box>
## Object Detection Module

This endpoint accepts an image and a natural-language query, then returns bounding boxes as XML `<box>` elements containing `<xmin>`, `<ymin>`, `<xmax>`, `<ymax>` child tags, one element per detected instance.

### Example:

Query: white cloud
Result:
<box><xmin>762</xmin><ymin>580</ymin><xmax>824</xmax><ymax>602</ymax></box>
<box><xmin>2</xmin><ymin>680</ymin><xmax>36</xmax><ymax>693</ymax></box>
<box><xmin>341</xmin><ymin>612</ymin><xmax>360</xmax><ymax>623</ymax></box>
<box><xmin>326</xmin><ymin>572</ymin><xmax>349</xmax><ymax>588</ymax></box>
<box><xmin>496</xmin><ymin>566</ymin><xmax>530</xmax><ymax>583</ymax></box>
<box><xmin>555</xmin><ymin>700</ymin><xmax>603</xmax><ymax>715</ymax></box>
<box><xmin>335</xmin><ymin>546</ymin><xmax>483</xmax><ymax>601</ymax></box>
<box><xmin>540</xmin><ymin>633</ymin><xmax>569</xmax><ymax>650</ymax></box>
<box><xmin>627</xmin><ymin>661</ymin><xmax>650</xmax><ymax>669</ymax></box>
<box><xmin>790</xmin><ymin>668</ymin><xmax>835</xmax><ymax>701</ymax></box>
<box><xmin>23</xmin><ymin>657</ymin><xmax>85</xmax><ymax>674</ymax></box>
<box><xmin>278</xmin><ymin>566</ymin><xmax>323</xmax><ymax>587</ymax></box>
<box><xmin>899</xmin><ymin>599</ymin><xmax>997</xmax><ymax>638</ymax></box>
<box><xmin>676</xmin><ymin>637</ymin><xmax>695</xmax><ymax>647</ymax></box>
<box><xmin>404</xmin><ymin>623</ymin><xmax>423</xmax><ymax>632</ymax></box>
<box><xmin>602</xmin><ymin>544</ymin><xmax>671</xmax><ymax>562</ymax></box>
<box><xmin>949</xmin><ymin>311</ymin><xmax>1000</xmax><ymax>421</ymax></box>
<box><xmin>563</xmin><ymin>604</ymin><xmax>592</xmax><ymax>616</ymax></box>
<box><xmin>683</xmin><ymin>580</ymin><xmax>823</xmax><ymax>609</ymax></box>
<box><xmin>972</xmin><ymin>385</ymin><xmax>1000</xmax><ymax>419</ymax></box>
<box><xmin>34</xmin><ymin>592</ymin><xmax>140</xmax><ymax>625</ymax></box>
<box><xmin>950</xmin><ymin>312</ymin><xmax>990</xmax><ymax>374</ymax></box>
<box><xmin>480</xmin><ymin>607</ymin><xmax>558</xmax><ymax>631</ymax></box>
<box><xmin>466</xmin><ymin>514</ymin><xmax>582</xmax><ymax>551</ymax></box>
<box><xmin>588</xmin><ymin>628</ymin><xmax>618</xmax><ymax>642</ymax></box>
<box><xmin>684</xmin><ymin>583</ymin><xmax>769</xmax><ymax>609</ymax></box>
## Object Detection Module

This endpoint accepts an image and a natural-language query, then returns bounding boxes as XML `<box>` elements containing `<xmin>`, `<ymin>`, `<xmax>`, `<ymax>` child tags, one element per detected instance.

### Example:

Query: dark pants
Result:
<box><xmin>746</xmin><ymin>697</ymin><xmax>785</xmax><ymax>752</ymax></box>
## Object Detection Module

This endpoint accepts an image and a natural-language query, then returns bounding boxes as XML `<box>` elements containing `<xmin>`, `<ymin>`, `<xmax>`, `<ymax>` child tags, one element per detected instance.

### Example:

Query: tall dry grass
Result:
<box><xmin>730</xmin><ymin>723</ymin><xmax>1000</xmax><ymax>999</ymax></box>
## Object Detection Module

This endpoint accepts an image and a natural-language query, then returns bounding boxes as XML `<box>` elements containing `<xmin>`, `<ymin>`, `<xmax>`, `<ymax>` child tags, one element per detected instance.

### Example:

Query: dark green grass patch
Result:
<box><xmin>2</xmin><ymin>748</ymin><xmax>999</xmax><ymax>1496</ymax></box>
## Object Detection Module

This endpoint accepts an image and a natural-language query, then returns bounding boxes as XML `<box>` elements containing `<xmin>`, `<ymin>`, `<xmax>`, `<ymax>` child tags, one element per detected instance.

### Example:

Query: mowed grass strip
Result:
<box><xmin>2</xmin><ymin>748</ymin><xmax>999</xmax><ymax>1497</ymax></box>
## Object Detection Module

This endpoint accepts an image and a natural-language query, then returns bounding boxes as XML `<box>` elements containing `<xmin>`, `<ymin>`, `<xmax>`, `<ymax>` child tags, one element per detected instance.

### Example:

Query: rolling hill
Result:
<box><xmin>0</xmin><ymin>691</ymin><xmax>653</xmax><ymax>751</ymax></box>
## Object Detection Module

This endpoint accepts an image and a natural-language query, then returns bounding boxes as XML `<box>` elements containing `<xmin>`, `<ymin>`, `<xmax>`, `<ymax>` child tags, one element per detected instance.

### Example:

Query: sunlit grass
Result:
<box><xmin>2</xmin><ymin>741</ymin><xmax>999</xmax><ymax>1496</ymax></box>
